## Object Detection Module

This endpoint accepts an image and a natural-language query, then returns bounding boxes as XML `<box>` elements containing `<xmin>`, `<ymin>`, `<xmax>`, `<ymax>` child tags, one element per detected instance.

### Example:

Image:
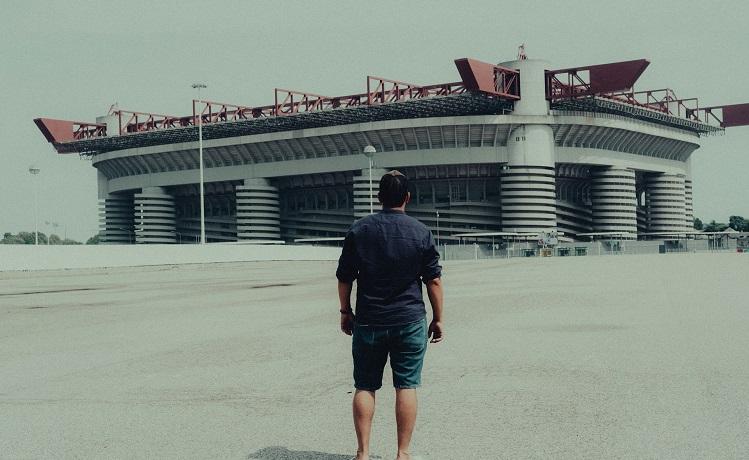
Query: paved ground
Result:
<box><xmin>0</xmin><ymin>253</ymin><xmax>747</xmax><ymax>459</ymax></box>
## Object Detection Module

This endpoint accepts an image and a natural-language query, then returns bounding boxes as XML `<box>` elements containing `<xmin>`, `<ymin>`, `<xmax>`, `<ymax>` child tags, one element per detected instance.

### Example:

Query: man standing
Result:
<box><xmin>336</xmin><ymin>170</ymin><xmax>444</xmax><ymax>460</ymax></box>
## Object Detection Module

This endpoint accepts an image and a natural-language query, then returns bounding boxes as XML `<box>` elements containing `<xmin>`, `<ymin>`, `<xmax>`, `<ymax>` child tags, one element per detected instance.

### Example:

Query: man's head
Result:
<box><xmin>377</xmin><ymin>170</ymin><xmax>410</xmax><ymax>209</ymax></box>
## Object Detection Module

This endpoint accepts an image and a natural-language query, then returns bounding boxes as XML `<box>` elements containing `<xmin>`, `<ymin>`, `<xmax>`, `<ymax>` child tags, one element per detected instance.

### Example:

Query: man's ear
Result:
<box><xmin>377</xmin><ymin>191</ymin><xmax>383</xmax><ymax>204</ymax></box>
<box><xmin>404</xmin><ymin>192</ymin><xmax>411</xmax><ymax>205</ymax></box>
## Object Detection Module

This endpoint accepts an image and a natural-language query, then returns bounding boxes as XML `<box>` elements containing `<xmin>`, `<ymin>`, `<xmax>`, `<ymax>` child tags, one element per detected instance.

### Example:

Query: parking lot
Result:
<box><xmin>1</xmin><ymin>254</ymin><xmax>747</xmax><ymax>459</ymax></box>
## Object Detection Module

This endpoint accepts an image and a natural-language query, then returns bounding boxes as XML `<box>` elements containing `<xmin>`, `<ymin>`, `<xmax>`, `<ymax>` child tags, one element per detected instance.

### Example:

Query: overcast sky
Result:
<box><xmin>1</xmin><ymin>0</ymin><xmax>748</xmax><ymax>241</ymax></box>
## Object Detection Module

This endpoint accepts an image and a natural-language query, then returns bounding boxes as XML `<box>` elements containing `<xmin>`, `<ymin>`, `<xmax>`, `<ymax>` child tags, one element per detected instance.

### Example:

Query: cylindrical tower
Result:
<box><xmin>236</xmin><ymin>178</ymin><xmax>281</xmax><ymax>241</ymax></box>
<box><xmin>99</xmin><ymin>194</ymin><xmax>134</xmax><ymax>244</ymax></box>
<box><xmin>353</xmin><ymin>168</ymin><xmax>388</xmax><ymax>220</ymax></box>
<box><xmin>590</xmin><ymin>167</ymin><xmax>638</xmax><ymax>235</ymax></box>
<box><xmin>684</xmin><ymin>178</ymin><xmax>694</xmax><ymax>231</ymax></box>
<box><xmin>499</xmin><ymin>59</ymin><xmax>557</xmax><ymax>235</ymax></box>
<box><xmin>134</xmin><ymin>187</ymin><xmax>176</xmax><ymax>243</ymax></box>
<box><xmin>645</xmin><ymin>173</ymin><xmax>686</xmax><ymax>233</ymax></box>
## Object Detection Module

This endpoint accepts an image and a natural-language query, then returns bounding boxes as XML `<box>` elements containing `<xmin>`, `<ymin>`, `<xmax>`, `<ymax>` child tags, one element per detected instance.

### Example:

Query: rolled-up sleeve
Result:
<box><xmin>335</xmin><ymin>229</ymin><xmax>358</xmax><ymax>283</ymax></box>
<box><xmin>419</xmin><ymin>231</ymin><xmax>442</xmax><ymax>282</ymax></box>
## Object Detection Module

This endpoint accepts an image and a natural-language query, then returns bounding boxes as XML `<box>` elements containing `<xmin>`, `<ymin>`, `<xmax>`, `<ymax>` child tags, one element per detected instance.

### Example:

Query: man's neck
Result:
<box><xmin>382</xmin><ymin>205</ymin><xmax>406</xmax><ymax>213</ymax></box>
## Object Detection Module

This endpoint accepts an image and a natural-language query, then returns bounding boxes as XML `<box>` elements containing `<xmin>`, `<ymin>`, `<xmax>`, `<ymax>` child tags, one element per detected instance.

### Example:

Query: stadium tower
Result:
<box><xmin>34</xmin><ymin>51</ymin><xmax>749</xmax><ymax>244</ymax></box>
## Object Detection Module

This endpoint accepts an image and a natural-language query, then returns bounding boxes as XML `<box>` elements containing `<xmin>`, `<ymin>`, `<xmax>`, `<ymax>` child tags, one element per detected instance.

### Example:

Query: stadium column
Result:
<box><xmin>99</xmin><ymin>195</ymin><xmax>134</xmax><ymax>244</ymax></box>
<box><xmin>684</xmin><ymin>178</ymin><xmax>694</xmax><ymax>231</ymax></box>
<box><xmin>133</xmin><ymin>187</ymin><xmax>177</xmax><ymax>244</ymax></box>
<box><xmin>235</xmin><ymin>178</ymin><xmax>281</xmax><ymax>241</ymax></box>
<box><xmin>97</xmin><ymin>171</ymin><xmax>134</xmax><ymax>244</ymax></box>
<box><xmin>353</xmin><ymin>167</ymin><xmax>388</xmax><ymax>220</ymax></box>
<box><xmin>590</xmin><ymin>167</ymin><xmax>638</xmax><ymax>236</ymax></box>
<box><xmin>645</xmin><ymin>173</ymin><xmax>686</xmax><ymax>233</ymax></box>
<box><xmin>499</xmin><ymin>58</ymin><xmax>557</xmax><ymax>234</ymax></box>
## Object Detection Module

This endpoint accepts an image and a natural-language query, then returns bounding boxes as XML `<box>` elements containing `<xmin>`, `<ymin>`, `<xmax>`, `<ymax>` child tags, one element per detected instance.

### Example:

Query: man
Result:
<box><xmin>336</xmin><ymin>170</ymin><xmax>444</xmax><ymax>460</ymax></box>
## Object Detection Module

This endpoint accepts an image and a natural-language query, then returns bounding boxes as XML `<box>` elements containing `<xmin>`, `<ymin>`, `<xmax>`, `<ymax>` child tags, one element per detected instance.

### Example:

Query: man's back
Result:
<box><xmin>336</xmin><ymin>169</ymin><xmax>444</xmax><ymax>460</ymax></box>
<box><xmin>336</xmin><ymin>209</ymin><xmax>441</xmax><ymax>326</ymax></box>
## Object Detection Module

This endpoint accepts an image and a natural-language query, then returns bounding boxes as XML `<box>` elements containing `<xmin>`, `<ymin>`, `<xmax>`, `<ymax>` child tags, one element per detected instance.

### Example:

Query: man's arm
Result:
<box><xmin>426</xmin><ymin>277</ymin><xmax>444</xmax><ymax>343</ymax></box>
<box><xmin>420</xmin><ymin>231</ymin><xmax>444</xmax><ymax>343</ymax></box>
<box><xmin>336</xmin><ymin>229</ymin><xmax>357</xmax><ymax>336</ymax></box>
<box><xmin>338</xmin><ymin>280</ymin><xmax>354</xmax><ymax>336</ymax></box>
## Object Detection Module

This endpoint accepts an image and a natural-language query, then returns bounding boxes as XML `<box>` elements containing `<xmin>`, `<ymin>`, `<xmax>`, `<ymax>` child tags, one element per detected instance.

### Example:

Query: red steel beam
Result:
<box><xmin>689</xmin><ymin>103</ymin><xmax>749</xmax><ymax>128</ymax></box>
<box><xmin>546</xmin><ymin>59</ymin><xmax>650</xmax><ymax>100</ymax></box>
<box><xmin>113</xmin><ymin>110</ymin><xmax>189</xmax><ymax>135</ymax></box>
<box><xmin>33</xmin><ymin>118</ymin><xmax>106</xmax><ymax>145</ymax></box>
<box><xmin>454</xmin><ymin>58</ymin><xmax>520</xmax><ymax>99</ymax></box>
<box><xmin>275</xmin><ymin>89</ymin><xmax>333</xmax><ymax>116</ymax></box>
<box><xmin>603</xmin><ymin>88</ymin><xmax>701</xmax><ymax>120</ymax></box>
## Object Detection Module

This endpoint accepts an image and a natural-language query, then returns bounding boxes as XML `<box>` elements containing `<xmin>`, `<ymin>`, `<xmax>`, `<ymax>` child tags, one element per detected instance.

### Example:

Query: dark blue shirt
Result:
<box><xmin>336</xmin><ymin>208</ymin><xmax>442</xmax><ymax>326</ymax></box>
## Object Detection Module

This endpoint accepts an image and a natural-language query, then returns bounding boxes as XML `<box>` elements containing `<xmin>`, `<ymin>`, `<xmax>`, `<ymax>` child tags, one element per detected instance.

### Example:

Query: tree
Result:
<box><xmin>86</xmin><ymin>234</ymin><xmax>101</xmax><ymax>245</ymax></box>
<box><xmin>693</xmin><ymin>217</ymin><xmax>704</xmax><ymax>230</ymax></box>
<box><xmin>729</xmin><ymin>215</ymin><xmax>748</xmax><ymax>232</ymax></box>
<box><xmin>1</xmin><ymin>231</ymin><xmax>80</xmax><ymax>245</ymax></box>
<box><xmin>704</xmin><ymin>220</ymin><xmax>728</xmax><ymax>232</ymax></box>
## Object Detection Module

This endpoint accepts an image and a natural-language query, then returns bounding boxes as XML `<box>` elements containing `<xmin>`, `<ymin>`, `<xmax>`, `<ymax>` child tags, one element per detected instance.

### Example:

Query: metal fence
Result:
<box><xmin>438</xmin><ymin>238</ymin><xmax>741</xmax><ymax>261</ymax></box>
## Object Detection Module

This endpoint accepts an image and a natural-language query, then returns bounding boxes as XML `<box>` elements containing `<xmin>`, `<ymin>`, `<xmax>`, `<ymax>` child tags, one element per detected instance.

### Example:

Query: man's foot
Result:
<box><xmin>395</xmin><ymin>451</ymin><xmax>410</xmax><ymax>460</ymax></box>
<box><xmin>355</xmin><ymin>451</ymin><xmax>369</xmax><ymax>460</ymax></box>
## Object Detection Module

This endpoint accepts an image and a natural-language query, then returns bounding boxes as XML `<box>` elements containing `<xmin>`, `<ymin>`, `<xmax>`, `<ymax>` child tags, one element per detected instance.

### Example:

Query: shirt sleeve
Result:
<box><xmin>335</xmin><ymin>229</ymin><xmax>359</xmax><ymax>283</ymax></box>
<box><xmin>419</xmin><ymin>230</ymin><xmax>442</xmax><ymax>282</ymax></box>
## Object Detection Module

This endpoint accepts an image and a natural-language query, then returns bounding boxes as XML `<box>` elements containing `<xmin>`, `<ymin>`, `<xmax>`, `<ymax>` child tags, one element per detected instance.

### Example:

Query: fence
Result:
<box><xmin>438</xmin><ymin>238</ymin><xmax>740</xmax><ymax>261</ymax></box>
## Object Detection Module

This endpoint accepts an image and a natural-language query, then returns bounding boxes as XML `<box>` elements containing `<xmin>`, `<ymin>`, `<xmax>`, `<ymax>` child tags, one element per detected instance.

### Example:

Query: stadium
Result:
<box><xmin>34</xmin><ymin>52</ymin><xmax>749</xmax><ymax>244</ymax></box>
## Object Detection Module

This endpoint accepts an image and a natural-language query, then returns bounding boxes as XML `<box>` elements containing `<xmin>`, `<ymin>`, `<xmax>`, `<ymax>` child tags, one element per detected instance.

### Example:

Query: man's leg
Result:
<box><xmin>353</xmin><ymin>389</ymin><xmax>376</xmax><ymax>460</ymax></box>
<box><xmin>395</xmin><ymin>388</ymin><xmax>417</xmax><ymax>460</ymax></box>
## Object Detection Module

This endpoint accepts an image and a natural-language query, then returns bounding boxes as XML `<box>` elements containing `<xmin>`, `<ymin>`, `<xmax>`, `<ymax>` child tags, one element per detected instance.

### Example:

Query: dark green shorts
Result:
<box><xmin>352</xmin><ymin>318</ymin><xmax>428</xmax><ymax>391</ymax></box>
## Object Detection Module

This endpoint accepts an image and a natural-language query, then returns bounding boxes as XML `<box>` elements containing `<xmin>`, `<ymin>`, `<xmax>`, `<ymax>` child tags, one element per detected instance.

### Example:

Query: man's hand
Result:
<box><xmin>340</xmin><ymin>311</ymin><xmax>354</xmax><ymax>336</ymax></box>
<box><xmin>428</xmin><ymin>320</ymin><xmax>444</xmax><ymax>343</ymax></box>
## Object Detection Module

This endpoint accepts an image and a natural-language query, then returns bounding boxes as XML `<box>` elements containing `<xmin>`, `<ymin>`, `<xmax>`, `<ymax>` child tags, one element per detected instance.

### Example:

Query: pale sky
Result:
<box><xmin>1</xmin><ymin>0</ymin><xmax>748</xmax><ymax>241</ymax></box>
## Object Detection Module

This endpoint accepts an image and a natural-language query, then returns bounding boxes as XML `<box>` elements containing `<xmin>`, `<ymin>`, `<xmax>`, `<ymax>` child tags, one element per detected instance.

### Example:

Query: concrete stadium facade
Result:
<box><xmin>38</xmin><ymin>56</ymin><xmax>738</xmax><ymax>244</ymax></box>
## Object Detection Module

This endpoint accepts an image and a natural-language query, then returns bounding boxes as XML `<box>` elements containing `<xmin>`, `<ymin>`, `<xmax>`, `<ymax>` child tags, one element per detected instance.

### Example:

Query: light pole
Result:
<box><xmin>363</xmin><ymin>145</ymin><xmax>376</xmax><ymax>214</ymax></box>
<box><xmin>436</xmin><ymin>209</ymin><xmax>440</xmax><ymax>246</ymax></box>
<box><xmin>192</xmin><ymin>83</ymin><xmax>207</xmax><ymax>244</ymax></box>
<box><xmin>28</xmin><ymin>166</ymin><xmax>40</xmax><ymax>245</ymax></box>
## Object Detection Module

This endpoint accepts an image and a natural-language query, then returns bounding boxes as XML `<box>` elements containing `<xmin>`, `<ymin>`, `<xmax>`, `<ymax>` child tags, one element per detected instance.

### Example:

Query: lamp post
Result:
<box><xmin>436</xmin><ymin>209</ymin><xmax>440</xmax><ymax>246</ymax></box>
<box><xmin>28</xmin><ymin>166</ymin><xmax>40</xmax><ymax>245</ymax></box>
<box><xmin>192</xmin><ymin>83</ymin><xmax>207</xmax><ymax>244</ymax></box>
<box><xmin>363</xmin><ymin>145</ymin><xmax>376</xmax><ymax>214</ymax></box>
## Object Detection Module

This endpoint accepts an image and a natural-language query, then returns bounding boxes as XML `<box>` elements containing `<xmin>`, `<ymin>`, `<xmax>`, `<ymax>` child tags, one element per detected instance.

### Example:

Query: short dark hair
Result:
<box><xmin>377</xmin><ymin>170</ymin><xmax>409</xmax><ymax>208</ymax></box>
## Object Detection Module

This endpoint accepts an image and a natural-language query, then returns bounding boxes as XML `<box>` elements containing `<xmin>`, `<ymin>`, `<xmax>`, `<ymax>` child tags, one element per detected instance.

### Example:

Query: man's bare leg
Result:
<box><xmin>395</xmin><ymin>388</ymin><xmax>417</xmax><ymax>460</ymax></box>
<box><xmin>353</xmin><ymin>389</ymin><xmax>376</xmax><ymax>460</ymax></box>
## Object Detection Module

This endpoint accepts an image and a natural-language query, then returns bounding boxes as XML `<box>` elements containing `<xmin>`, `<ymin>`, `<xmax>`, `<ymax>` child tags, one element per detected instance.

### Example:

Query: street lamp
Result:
<box><xmin>363</xmin><ymin>145</ymin><xmax>376</xmax><ymax>214</ymax></box>
<box><xmin>192</xmin><ymin>83</ymin><xmax>207</xmax><ymax>244</ymax></box>
<box><xmin>28</xmin><ymin>166</ymin><xmax>40</xmax><ymax>245</ymax></box>
<box><xmin>436</xmin><ymin>209</ymin><xmax>440</xmax><ymax>246</ymax></box>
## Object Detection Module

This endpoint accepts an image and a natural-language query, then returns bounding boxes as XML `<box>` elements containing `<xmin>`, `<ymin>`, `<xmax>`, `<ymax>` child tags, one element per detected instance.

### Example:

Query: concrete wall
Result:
<box><xmin>0</xmin><ymin>244</ymin><xmax>341</xmax><ymax>272</ymax></box>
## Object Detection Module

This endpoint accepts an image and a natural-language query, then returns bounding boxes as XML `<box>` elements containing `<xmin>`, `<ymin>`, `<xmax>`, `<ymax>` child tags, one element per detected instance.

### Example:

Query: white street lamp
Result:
<box><xmin>28</xmin><ymin>166</ymin><xmax>40</xmax><ymax>245</ymax></box>
<box><xmin>363</xmin><ymin>145</ymin><xmax>376</xmax><ymax>214</ymax></box>
<box><xmin>192</xmin><ymin>83</ymin><xmax>207</xmax><ymax>244</ymax></box>
<box><xmin>436</xmin><ymin>209</ymin><xmax>440</xmax><ymax>246</ymax></box>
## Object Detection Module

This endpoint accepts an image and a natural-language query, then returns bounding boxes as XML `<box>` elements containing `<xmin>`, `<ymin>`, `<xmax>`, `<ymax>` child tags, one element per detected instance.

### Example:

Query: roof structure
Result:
<box><xmin>34</xmin><ymin>56</ymin><xmax>747</xmax><ymax>156</ymax></box>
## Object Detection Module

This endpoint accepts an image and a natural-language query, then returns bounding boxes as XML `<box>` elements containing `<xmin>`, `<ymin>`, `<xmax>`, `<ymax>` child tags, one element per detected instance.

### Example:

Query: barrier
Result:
<box><xmin>0</xmin><ymin>243</ymin><xmax>340</xmax><ymax>272</ymax></box>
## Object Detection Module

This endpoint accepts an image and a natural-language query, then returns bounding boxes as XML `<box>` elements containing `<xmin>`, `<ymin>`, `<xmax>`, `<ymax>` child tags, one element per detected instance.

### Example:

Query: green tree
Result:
<box><xmin>86</xmin><ymin>234</ymin><xmax>101</xmax><ymax>245</ymax></box>
<box><xmin>704</xmin><ymin>220</ymin><xmax>728</xmax><ymax>232</ymax></box>
<box><xmin>693</xmin><ymin>217</ymin><xmax>703</xmax><ymax>230</ymax></box>
<box><xmin>729</xmin><ymin>215</ymin><xmax>748</xmax><ymax>231</ymax></box>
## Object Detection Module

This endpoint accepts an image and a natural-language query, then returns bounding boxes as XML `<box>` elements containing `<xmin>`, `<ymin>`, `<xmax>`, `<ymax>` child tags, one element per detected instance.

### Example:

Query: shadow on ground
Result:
<box><xmin>248</xmin><ymin>446</ymin><xmax>381</xmax><ymax>460</ymax></box>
